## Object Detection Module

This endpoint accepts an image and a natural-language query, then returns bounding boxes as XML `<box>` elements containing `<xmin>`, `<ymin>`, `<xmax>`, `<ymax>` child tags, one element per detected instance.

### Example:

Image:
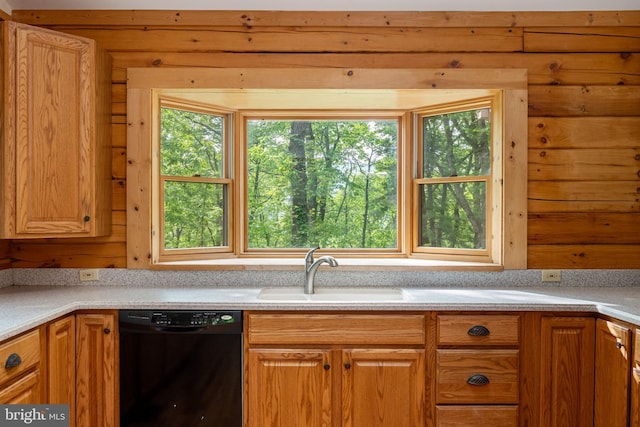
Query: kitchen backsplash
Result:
<box><xmin>6</xmin><ymin>268</ymin><xmax>640</xmax><ymax>288</ymax></box>
<box><xmin>0</xmin><ymin>269</ymin><xmax>12</xmax><ymax>288</ymax></box>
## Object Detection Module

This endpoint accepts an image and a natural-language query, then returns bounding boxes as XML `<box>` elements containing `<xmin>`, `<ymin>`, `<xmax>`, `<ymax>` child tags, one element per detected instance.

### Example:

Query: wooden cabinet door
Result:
<box><xmin>48</xmin><ymin>315</ymin><xmax>75</xmax><ymax>427</ymax></box>
<box><xmin>594</xmin><ymin>318</ymin><xmax>631</xmax><ymax>427</ymax></box>
<box><xmin>630</xmin><ymin>327</ymin><xmax>640</xmax><ymax>427</ymax></box>
<box><xmin>246</xmin><ymin>348</ymin><xmax>332</xmax><ymax>427</ymax></box>
<box><xmin>76</xmin><ymin>313</ymin><xmax>117</xmax><ymax>427</ymax></box>
<box><xmin>539</xmin><ymin>317</ymin><xmax>595</xmax><ymax>427</ymax></box>
<box><xmin>0</xmin><ymin>370</ymin><xmax>41</xmax><ymax>404</ymax></box>
<box><xmin>2</xmin><ymin>21</ymin><xmax>111</xmax><ymax>238</ymax></box>
<box><xmin>342</xmin><ymin>348</ymin><xmax>425</xmax><ymax>427</ymax></box>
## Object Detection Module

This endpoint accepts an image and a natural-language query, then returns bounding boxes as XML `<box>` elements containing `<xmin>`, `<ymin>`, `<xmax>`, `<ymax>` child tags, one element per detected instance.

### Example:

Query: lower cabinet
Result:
<box><xmin>632</xmin><ymin>327</ymin><xmax>640</xmax><ymax>427</ymax></box>
<box><xmin>48</xmin><ymin>311</ymin><xmax>118</xmax><ymax>427</ymax></box>
<box><xmin>0</xmin><ymin>328</ymin><xmax>44</xmax><ymax>403</ymax></box>
<box><xmin>538</xmin><ymin>316</ymin><xmax>595</xmax><ymax>427</ymax></box>
<box><xmin>434</xmin><ymin>314</ymin><xmax>520</xmax><ymax>427</ymax></box>
<box><xmin>594</xmin><ymin>318</ymin><xmax>632</xmax><ymax>427</ymax></box>
<box><xmin>244</xmin><ymin>312</ymin><xmax>426</xmax><ymax>427</ymax></box>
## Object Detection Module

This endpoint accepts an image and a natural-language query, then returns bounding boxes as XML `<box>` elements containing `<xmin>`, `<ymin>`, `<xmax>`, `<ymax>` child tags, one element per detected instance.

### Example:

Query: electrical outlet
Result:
<box><xmin>541</xmin><ymin>270</ymin><xmax>561</xmax><ymax>282</ymax></box>
<box><xmin>79</xmin><ymin>269</ymin><xmax>99</xmax><ymax>282</ymax></box>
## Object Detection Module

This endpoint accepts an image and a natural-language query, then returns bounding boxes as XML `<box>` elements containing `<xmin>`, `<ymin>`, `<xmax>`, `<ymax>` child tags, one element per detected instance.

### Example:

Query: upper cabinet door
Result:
<box><xmin>2</xmin><ymin>21</ymin><xmax>111</xmax><ymax>238</ymax></box>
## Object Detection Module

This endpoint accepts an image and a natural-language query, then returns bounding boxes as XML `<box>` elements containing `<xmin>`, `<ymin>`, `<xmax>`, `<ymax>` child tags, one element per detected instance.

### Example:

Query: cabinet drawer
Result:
<box><xmin>436</xmin><ymin>349</ymin><xmax>519</xmax><ymax>404</ymax></box>
<box><xmin>0</xmin><ymin>330</ymin><xmax>41</xmax><ymax>386</ymax></box>
<box><xmin>437</xmin><ymin>314</ymin><xmax>519</xmax><ymax>346</ymax></box>
<box><xmin>246</xmin><ymin>313</ymin><xmax>425</xmax><ymax>345</ymax></box>
<box><xmin>437</xmin><ymin>405</ymin><xmax>518</xmax><ymax>427</ymax></box>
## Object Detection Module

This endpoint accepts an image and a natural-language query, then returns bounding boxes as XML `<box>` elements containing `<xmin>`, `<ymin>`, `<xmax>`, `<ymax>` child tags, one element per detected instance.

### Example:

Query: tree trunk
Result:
<box><xmin>289</xmin><ymin>121</ymin><xmax>312</xmax><ymax>246</ymax></box>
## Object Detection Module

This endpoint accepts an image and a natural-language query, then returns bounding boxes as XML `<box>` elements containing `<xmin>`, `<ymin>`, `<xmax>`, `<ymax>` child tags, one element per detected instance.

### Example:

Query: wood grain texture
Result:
<box><xmin>436</xmin><ymin>405</ymin><xmax>518</xmax><ymax>427</ymax></box>
<box><xmin>594</xmin><ymin>318</ymin><xmax>631</xmax><ymax>427</ymax></box>
<box><xmin>13</xmin><ymin>10</ymin><xmax>640</xmax><ymax>28</ymax></box>
<box><xmin>539</xmin><ymin>317</ymin><xmax>594</xmax><ymax>427</ymax></box>
<box><xmin>524</xmin><ymin>26</ymin><xmax>640</xmax><ymax>53</ymax></box>
<box><xmin>247</xmin><ymin>313</ymin><xmax>426</xmax><ymax>345</ymax></box>
<box><xmin>75</xmin><ymin>312</ymin><xmax>117</xmax><ymax>427</ymax></box>
<box><xmin>632</xmin><ymin>328</ymin><xmax>640</xmax><ymax>427</ymax></box>
<box><xmin>3</xmin><ymin>10</ymin><xmax>639</xmax><ymax>270</ymax></box>
<box><xmin>47</xmin><ymin>316</ymin><xmax>76</xmax><ymax>427</ymax></box>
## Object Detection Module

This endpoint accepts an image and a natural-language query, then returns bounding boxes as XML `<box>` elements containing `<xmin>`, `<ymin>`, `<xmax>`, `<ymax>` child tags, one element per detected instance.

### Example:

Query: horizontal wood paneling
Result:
<box><xmin>529</xmin><ymin>117</ymin><xmax>640</xmax><ymax>149</ymax></box>
<box><xmin>61</xmin><ymin>27</ymin><xmax>524</xmax><ymax>53</ymax></box>
<box><xmin>15</xmin><ymin>10</ymin><xmax>640</xmax><ymax>28</ymax></box>
<box><xmin>9</xmin><ymin>242</ymin><xmax>126</xmax><ymax>268</ymax></box>
<box><xmin>528</xmin><ymin>245</ymin><xmax>640</xmax><ymax>268</ymax></box>
<box><xmin>528</xmin><ymin>181</ymin><xmax>640</xmax><ymax>212</ymax></box>
<box><xmin>528</xmin><ymin>148</ymin><xmax>640</xmax><ymax>181</ymax></box>
<box><xmin>524</xmin><ymin>27</ymin><xmax>640</xmax><ymax>52</ymax></box>
<box><xmin>529</xmin><ymin>86</ymin><xmax>640</xmax><ymax>116</ymax></box>
<box><xmin>6</xmin><ymin>10</ymin><xmax>640</xmax><ymax>270</ymax></box>
<box><xmin>0</xmin><ymin>240</ymin><xmax>10</xmax><ymax>270</ymax></box>
<box><xmin>529</xmin><ymin>213</ymin><xmax>640</xmax><ymax>244</ymax></box>
<box><xmin>109</xmin><ymin>52</ymin><xmax>640</xmax><ymax>86</ymax></box>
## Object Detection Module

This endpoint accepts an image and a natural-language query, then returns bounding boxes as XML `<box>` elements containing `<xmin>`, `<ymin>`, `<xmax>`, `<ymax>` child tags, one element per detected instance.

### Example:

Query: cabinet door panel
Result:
<box><xmin>246</xmin><ymin>348</ymin><xmax>332</xmax><ymax>427</ymax></box>
<box><xmin>342</xmin><ymin>349</ymin><xmax>425</xmax><ymax>427</ymax></box>
<box><xmin>76</xmin><ymin>313</ymin><xmax>117</xmax><ymax>427</ymax></box>
<box><xmin>14</xmin><ymin>24</ymin><xmax>93</xmax><ymax>234</ymax></box>
<box><xmin>594</xmin><ymin>318</ymin><xmax>631</xmax><ymax>427</ymax></box>
<box><xmin>632</xmin><ymin>327</ymin><xmax>640</xmax><ymax>427</ymax></box>
<box><xmin>48</xmin><ymin>315</ymin><xmax>75</xmax><ymax>427</ymax></box>
<box><xmin>539</xmin><ymin>317</ymin><xmax>595</xmax><ymax>427</ymax></box>
<box><xmin>0</xmin><ymin>370</ymin><xmax>41</xmax><ymax>404</ymax></box>
<box><xmin>436</xmin><ymin>405</ymin><xmax>517</xmax><ymax>427</ymax></box>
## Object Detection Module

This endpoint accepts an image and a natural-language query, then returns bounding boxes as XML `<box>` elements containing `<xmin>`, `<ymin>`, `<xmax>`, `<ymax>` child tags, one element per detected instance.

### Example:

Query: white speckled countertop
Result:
<box><xmin>1</xmin><ymin>282</ymin><xmax>640</xmax><ymax>341</ymax></box>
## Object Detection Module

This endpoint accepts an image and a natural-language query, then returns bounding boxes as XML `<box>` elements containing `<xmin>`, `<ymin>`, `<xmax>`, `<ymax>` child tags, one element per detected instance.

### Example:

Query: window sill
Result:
<box><xmin>151</xmin><ymin>258</ymin><xmax>504</xmax><ymax>272</ymax></box>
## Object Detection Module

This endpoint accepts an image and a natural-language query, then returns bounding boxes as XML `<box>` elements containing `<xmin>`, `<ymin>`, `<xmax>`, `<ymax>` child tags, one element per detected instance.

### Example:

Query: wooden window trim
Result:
<box><xmin>127</xmin><ymin>68</ymin><xmax>527</xmax><ymax>270</ymax></box>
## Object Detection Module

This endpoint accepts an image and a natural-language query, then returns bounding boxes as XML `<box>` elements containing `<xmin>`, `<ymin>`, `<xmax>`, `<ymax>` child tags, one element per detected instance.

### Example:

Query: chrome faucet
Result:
<box><xmin>304</xmin><ymin>247</ymin><xmax>338</xmax><ymax>294</ymax></box>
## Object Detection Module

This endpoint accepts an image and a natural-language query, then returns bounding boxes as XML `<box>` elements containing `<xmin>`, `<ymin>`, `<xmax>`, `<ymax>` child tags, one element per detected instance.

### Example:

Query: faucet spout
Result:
<box><xmin>304</xmin><ymin>248</ymin><xmax>338</xmax><ymax>294</ymax></box>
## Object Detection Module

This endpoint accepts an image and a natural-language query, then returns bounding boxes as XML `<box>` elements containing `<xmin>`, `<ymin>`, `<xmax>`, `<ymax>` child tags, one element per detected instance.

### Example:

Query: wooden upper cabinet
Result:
<box><xmin>1</xmin><ymin>21</ymin><xmax>111</xmax><ymax>238</ymax></box>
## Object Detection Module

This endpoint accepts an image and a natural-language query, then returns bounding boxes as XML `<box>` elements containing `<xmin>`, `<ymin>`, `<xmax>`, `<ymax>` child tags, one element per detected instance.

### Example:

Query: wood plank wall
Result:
<box><xmin>4</xmin><ymin>10</ymin><xmax>640</xmax><ymax>269</ymax></box>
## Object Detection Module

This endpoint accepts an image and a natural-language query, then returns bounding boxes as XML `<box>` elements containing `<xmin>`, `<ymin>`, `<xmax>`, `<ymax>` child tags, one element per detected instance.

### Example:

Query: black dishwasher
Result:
<box><xmin>119</xmin><ymin>310</ymin><xmax>242</xmax><ymax>427</ymax></box>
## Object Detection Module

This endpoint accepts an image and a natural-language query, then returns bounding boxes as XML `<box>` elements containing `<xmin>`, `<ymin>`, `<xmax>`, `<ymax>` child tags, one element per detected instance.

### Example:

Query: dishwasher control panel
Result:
<box><xmin>119</xmin><ymin>310</ymin><xmax>242</xmax><ymax>333</ymax></box>
<box><xmin>151</xmin><ymin>311</ymin><xmax>235</xmax><ymax>326</ymax></box>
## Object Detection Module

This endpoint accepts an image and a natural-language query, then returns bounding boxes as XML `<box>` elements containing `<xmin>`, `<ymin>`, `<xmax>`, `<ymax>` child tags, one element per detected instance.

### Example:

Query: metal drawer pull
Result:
<box><xmin>467</xmin><ymin>374</ymin><xmax>490</xmax><ymax>386</ymax></box>
<box><xmin>467</xmin><ymin>325</ymin><xmax>490</xmax><ymax>336</ymax></box>
<box><xmin>4</xmin><ymin>353</ymin><xmax>22</xmax><ymax>369</ymax></box>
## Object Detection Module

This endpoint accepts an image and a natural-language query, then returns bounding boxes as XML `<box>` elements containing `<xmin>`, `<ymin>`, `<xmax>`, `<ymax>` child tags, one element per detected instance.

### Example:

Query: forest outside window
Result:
<box><xmin>156</xmin><ymin>95</ymin><xmax>499</xmax><ymax>263</ymax></box>
<box><xmin>128</xmin><ymin>67</ymin><xmax>527</xmax><ymax>269</ymax></box>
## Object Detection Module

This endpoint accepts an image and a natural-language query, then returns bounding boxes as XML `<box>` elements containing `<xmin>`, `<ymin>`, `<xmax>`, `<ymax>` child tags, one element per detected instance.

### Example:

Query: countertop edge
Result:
<box><xmin>1</xmin><ymin>285</ymin><xmax>640</xmax><ymax>342</ymax></box>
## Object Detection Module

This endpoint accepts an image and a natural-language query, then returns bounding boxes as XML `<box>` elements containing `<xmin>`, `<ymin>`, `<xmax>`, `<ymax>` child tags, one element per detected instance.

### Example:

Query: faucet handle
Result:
<box><xmin>305</xmin><ymin>246</ymin><xmax>320</xmax><ymax>265</ymax></box>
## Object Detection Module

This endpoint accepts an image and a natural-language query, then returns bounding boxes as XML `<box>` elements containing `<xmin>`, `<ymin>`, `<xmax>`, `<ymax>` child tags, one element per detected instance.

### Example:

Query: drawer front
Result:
<box><xmin>438</xmin><ymin>314</ymin><xmax>519</xmax><ymax>346</ymax></box>
<box><xmin>0</xmin><ymin>329</ymin><xmax>41</xmax><ymax>386</ymax></box>
<box><xmin>246</xmin><ymin>313</ymin><xmax>425</xmax><ymax>345</ymax></box>
<box><xmin>436</xmin><ymin>349</ymin><xmax>519</xmax><ymax>404</ymax></box>
<box><xmin>437</xmin><ymin>405</ymin><xmax>518</xmax><ymax>427</ymax></box>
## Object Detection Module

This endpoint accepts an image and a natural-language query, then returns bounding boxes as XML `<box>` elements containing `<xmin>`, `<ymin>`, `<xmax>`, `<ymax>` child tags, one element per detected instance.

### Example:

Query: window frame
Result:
<box><xmin>237</xmin><ymin>110</ymin><xmax>406</xmax><ymax>257</ymax></box>
<box><xmin>156</xmin><ymin>98</ymin><xmax>234</xmax><ymax>260</ymax></box>
<box><xmin>412</xmin><ymin>95</ymin><xmax>501</xmax><ymax>263</ymax></box>
<box><xmin>127</xmin><ymin>68</ymin><xmax>527</xmax><ymax>270</ymax></box>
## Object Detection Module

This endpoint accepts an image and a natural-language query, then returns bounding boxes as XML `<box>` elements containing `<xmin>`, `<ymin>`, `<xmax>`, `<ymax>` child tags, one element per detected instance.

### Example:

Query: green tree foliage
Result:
<box><xmin>160</xmin><ymin>107</ymin><xmax>227</xmax><ymax>249</ymax></box>
<box><xmin>159</xmin><ymin>105</ymin><xmax>491</xmax><ymax>252</ymax></box>
<box><xmin>420</xmin><ymin>108</ymin><xmax>491</xmax><ymax>249</ymax></box>
<box><xmin>247</xmin><ymin>119</ymin><xmax>398</xmax><ymax>249</ymax></box>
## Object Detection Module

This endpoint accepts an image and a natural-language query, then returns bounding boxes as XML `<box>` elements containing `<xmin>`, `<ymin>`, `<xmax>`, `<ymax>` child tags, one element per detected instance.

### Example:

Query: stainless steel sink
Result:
<box><xmin>257</xmin><ymin>287</ymin><xmax>410</xmax><ymax>302</ymax></box>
